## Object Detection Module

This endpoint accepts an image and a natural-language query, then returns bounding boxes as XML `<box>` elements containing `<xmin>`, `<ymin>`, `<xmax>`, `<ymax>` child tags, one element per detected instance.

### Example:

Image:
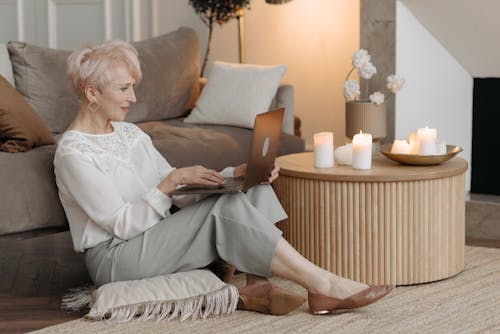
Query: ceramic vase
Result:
<box><xmin>345</xmin><ymin>101</ymin><xmax>387</xmax><ymax>141</ymax></box>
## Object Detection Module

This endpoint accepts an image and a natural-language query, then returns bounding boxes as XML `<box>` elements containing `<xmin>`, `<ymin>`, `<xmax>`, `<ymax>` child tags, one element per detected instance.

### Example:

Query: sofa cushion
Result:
<box><xmin>138</xmin><ymin>118</ymin><xmax>305</xmax><ymax>171</ymax></box>
<box><xmin>0</xmin><ymin>145</ymin><xmax>67</xmax><ymax>235</ymax></box>
<box><xmin>0</xmin><ymin>44</ymin><xmax>14</xmax><ymax>86</ymax></box>
<box><xmin>7</xmin><ymin>41</ymin><xmax>75</xmax><ymax>134</ymax></box>
<box><xmin>126</xmin><ymin>27</ymin><xmax>200</xmax><ymax>124</ymax></box>
<box><xmin>184</xmin><ymin>61</ymin><xmax>286</xmax><ymax>129</ymax></box>
<box><xmin>0</xmin><ymin>75</ymin><xmax>56</xmax><ymax>152</ymax></box>
<box><xmin>7</xmin><ymin>27</ymin><xmax>200</xmax><ymax>134</ymax></box>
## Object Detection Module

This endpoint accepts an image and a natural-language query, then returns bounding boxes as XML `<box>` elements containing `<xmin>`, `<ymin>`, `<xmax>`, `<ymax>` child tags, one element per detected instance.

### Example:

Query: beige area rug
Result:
<box><xmin>32</xmin><ymin>246</ymin><xmax>500</xmax><ymax>334</ymax></box>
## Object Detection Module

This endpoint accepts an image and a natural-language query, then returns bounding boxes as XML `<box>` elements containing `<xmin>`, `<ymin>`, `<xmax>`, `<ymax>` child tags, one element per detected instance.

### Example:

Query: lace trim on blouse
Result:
<box><xmin>62</xmin><ymin>122</ymin><xmax>144</xmax><ymax>162</ymax></box>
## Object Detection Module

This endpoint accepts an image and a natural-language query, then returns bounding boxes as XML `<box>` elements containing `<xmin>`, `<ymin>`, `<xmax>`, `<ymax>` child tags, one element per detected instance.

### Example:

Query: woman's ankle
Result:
<box><xmin>305</xmin><ymin>275</ymin><xmax>331</xmax><ymax>296</ymax></box>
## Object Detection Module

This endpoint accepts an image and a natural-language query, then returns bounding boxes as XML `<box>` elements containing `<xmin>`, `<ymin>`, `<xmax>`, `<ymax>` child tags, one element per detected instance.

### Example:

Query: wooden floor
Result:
<box><xmin>0</xmin><ymin>231</ymin><xmax>499</xmax><ymax>334</ymax></box>
<box><xmin>0</xmin><ymin>231</ymin><xmax>89</xmax><ymax>334</ymax></box>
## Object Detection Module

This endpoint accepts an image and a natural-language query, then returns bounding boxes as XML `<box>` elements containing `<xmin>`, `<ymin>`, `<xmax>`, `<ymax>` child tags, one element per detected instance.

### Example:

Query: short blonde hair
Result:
<box><xmin>67</xmin><ymin>40</ymin><xmax>142</xmax><ymax>98</ymax></box>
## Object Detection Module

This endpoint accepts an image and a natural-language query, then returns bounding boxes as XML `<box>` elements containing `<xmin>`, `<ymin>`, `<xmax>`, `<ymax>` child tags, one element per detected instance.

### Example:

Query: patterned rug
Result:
<box><xmin>32</xmin><ymin>246</ymin><xmax>500</xmax><ymax>334</ymax></box>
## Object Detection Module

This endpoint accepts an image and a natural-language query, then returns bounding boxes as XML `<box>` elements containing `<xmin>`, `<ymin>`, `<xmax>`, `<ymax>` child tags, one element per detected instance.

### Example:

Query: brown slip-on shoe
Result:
<box><xmin>238</xmin><ymin>281</ymin><xmax>306</xmax><ymax>316</ymax></box>
<box><xmin>308</xmin><ymin>285</ymin><xmax>394</xmax><ymax>315</ymax></box>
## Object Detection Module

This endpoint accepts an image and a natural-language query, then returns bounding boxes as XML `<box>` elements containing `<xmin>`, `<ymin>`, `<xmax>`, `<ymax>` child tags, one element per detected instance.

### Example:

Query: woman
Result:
<box><xmin>54</xmin><ymin>40</ymin><xmax>392</xmax><ymax>316</ymax></box>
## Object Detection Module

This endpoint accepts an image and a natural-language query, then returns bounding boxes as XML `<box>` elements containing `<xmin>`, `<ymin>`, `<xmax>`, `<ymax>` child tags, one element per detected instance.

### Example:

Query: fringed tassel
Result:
<box><xmin>61</xmin><ymin>284</ymin><xmax>95</xmax><ymax>312</ymax></box>
<box><xmin>85</xmin><ymin>284</ymin><xmax>239</xmax><ymax>322</ymax></box>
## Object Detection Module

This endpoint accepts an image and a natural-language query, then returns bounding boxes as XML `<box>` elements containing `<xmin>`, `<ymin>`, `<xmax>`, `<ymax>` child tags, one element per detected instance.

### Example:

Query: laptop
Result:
<box><xmin>172</xmin><ymin>108</ymin><xmax>284</xmax><ymax>195</ymax></box>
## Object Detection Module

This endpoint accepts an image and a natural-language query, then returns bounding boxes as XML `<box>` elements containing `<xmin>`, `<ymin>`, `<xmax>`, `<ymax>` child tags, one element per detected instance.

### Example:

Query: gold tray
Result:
<box><xmin>378</xmin><ymin>144</ymin><xmax>463</xmax><ymax>166</ymax></box>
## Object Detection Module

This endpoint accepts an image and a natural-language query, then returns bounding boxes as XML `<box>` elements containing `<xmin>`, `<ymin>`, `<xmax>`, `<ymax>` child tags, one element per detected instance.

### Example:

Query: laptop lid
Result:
<box><xmin>242</xmin><ymin>107</ymin><xmax>284</xmax><ymax>190</ymax></box>
<box><xmin>171</xmin><ymin>107</ymin><xmax>284</xmax><ymax>195</ymax></box>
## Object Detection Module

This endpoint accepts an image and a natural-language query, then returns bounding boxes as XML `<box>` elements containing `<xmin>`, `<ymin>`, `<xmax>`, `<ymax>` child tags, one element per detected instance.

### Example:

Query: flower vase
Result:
<box><xmin>345</xmin><ymin>101</ymin><xmax>387</xmax><ymax>141</ymax></box>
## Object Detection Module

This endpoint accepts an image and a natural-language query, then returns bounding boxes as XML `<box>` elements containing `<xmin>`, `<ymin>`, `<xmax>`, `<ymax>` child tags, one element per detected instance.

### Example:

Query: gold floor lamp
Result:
<box><xmin>236</xmin><ymin>0</ymin><xmax>294</xmax><ymax>63</ymax></box>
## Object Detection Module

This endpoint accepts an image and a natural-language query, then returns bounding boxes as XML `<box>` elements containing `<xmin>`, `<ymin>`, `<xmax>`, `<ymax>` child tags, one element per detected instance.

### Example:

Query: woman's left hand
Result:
<box><xmin>262</xmin><ymin>163</ymin><xmax>280</xmax><ymax>184</ymax></box>
<box><xmin>233</xmin><ymin>163</ymin><xmax>279</xmax><ymax>184</ymax></box>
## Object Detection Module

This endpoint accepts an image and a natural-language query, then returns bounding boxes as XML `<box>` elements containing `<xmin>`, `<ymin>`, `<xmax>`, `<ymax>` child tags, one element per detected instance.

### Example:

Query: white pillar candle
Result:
<box><xmin>417</xmin><ymin>126</ymin><xmax>437</xmax><ymax>155</ymax></box>
<box><xmin>391</xmin><ymin>139</ymin><xmax>411</xmax><ymax>154</ymax></box>
<box><xmin>352</xmin><ymin>131</ymin><xmax>372</xmax><ymax>170</ymax></box>
<box><xmin>313</xmin><ymin>132</ymin><xmax>334</xmax><ymax>168</ymax></box>
<box><xmin>436</xmin><ymin>139</ymin><xmax>447</xmax><ymax>154</ymax></box>
<box><xmin>408</xmin><ymin>131</ymin><xmax>418</xmax><ymax>154</ymax></box>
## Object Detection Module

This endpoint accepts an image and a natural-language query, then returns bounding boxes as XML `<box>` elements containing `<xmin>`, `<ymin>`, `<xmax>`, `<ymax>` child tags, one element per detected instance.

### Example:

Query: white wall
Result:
<box><xmin>158</xmin><ymin>0</ymin><xmax>360</xmax><ymax>149</ymax></box>
<box><xmin>400</xmin><ymin>0</ymin><xmax>500</xmax><ymax>78</ymax></box>
<box><xmin>396</xmin><ymin>1</ymin><xmax>472</xmax><ymax>190</ymax></box>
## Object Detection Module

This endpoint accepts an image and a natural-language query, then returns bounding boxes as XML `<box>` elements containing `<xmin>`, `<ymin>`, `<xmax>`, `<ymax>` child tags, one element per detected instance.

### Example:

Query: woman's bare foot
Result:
<box><xmin>270</xmin><ymin>238</ymin><xmax>370</xmax><ymax>301</ymax></box>
<box><xmin>327</xmin><ymin>274</ymin><xmax>370</xmax><ymax>300</ymax></box>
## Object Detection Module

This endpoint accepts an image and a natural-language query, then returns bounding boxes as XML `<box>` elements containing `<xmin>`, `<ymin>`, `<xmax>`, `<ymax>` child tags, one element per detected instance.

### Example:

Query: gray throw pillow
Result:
<box><xmin>127</xmin><ymin>27</ymin><xmax>200</xmax><ymax>124</ymax></box>
<box><xmin>0</xmin><ymin>44</ymin><xmax>14</xmax><ymax>86</ymax></box>
<box><xmin>7</xmin><ymin>27</ymin><xmax>200</xmax><ymax>134</ymax></box>
<box><xmin>7</xmin><ymin>42</ymin><xmax>76</xmax><ymax>134</ymax></box>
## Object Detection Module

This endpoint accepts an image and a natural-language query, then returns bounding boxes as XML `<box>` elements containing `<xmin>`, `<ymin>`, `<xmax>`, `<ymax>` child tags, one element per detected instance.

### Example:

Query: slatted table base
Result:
<box><xmin>274</xmin><ymin>155</ymin><xmax>466</xmax><ymax>286</ymax></box>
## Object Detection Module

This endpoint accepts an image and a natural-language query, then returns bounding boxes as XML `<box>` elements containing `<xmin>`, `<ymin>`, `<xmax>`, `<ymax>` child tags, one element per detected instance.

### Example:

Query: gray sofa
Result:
<box><xmin>0</xmin><ymin>27</ymin><xmax>304</xmax><ymax>237</ymax></box>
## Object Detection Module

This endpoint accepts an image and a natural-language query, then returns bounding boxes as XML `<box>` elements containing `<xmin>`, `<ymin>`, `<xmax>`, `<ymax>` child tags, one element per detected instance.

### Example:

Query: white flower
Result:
<box><xmin>344</xmin><ymin>49</ymin><xmax>405</xmax><ymax>102</ymax></box>
<box><xmin>369</xmin><ymin>91</ymin><xmax>385</xmax><ymax>104</ymax></box>
<box><xmin>343</xmin><ymin>80</ymin><xmax>360</xmax><ymax>101</ymax></box>
<box><xmin>357</xmin><ymin>62</ymin><xmax>377</xmax><ymax>79</ymax></box>
<box><xmin>352</xmin><ymin>49</ymin><xmax>371</xmax><ymax>69</ymax></box>
<box><xmin>386</xmin><ymin>74</ymin><xmax>406</xmax><ymax>93</ymax></box>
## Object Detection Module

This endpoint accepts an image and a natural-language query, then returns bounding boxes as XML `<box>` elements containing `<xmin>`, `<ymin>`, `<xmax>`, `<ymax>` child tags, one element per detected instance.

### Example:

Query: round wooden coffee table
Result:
<box><xmin>273</xmin><ymin>152</ymin><xmax>468</xmax><ymax>285</ymax></box>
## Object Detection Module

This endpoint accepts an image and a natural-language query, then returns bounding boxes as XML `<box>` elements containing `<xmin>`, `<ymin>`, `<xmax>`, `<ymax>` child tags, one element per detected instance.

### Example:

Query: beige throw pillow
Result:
<box><xmin>184</xmin><ymin>61</ymin><xmax>286</xmax><ymax>129</ymax></box>
<box><xmin>63</xmin><ymin>269</ymin><xmax>239</xmax><ymax>322</ymax></box>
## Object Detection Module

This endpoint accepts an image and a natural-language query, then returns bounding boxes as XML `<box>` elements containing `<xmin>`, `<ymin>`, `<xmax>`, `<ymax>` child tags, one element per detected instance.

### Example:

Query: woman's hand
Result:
<box><xmin>172</xmin><ymin>165</ymin><xmax>225</xmax><ymax>186</ymax></box>
<box><xmin>261</xmin><ymin>163</ymin><xmax>280</xmax><ymax>184</ymax></box>
<box><xmin>159</xmin><ymin>165</ymin><xmax>224</xmax><ymax>196</ymax></box>
<box><xmin>233</xmin><ymin>163</ymin><xmax>280</xmax><ymax>184</ymax></box>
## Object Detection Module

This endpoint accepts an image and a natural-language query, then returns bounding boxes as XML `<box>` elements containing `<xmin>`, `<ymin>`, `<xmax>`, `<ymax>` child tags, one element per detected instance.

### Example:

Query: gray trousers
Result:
<box><xmin>85</xmin><ymin>185</ymin><xmax>287</xmax><ymax>287</ymax></box>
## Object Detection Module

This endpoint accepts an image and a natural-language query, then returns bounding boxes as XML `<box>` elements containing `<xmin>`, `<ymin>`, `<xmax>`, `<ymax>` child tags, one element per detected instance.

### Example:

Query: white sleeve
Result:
<box><xmin>56</xmin><ymin>152</ymin><xmax>172</xmax><ymax>240</ymax></box>
<box><xmin>147</xmin><ymin>137</ymin><xmax>175</xmax><ymax>181</ymax></box>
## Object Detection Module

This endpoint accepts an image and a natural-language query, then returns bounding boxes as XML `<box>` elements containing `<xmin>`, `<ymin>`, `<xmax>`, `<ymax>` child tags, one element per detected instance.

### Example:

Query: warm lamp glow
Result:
<box><xmin>239</xmin><ymin>0</ymin><xmax>293</xmax><ymax>63</ymax></box>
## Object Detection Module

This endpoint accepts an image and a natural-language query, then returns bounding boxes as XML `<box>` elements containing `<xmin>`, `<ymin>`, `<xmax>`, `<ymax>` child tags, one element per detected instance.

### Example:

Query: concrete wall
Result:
<box><xmin>360</xmin><ymin>0</ymin><xmax>395</xmax><ymax>143</ymax></box>
<box><xmin>158</xmin><ymin>0</ymin><xmax>360</xmax><ymax>149</ymax></box>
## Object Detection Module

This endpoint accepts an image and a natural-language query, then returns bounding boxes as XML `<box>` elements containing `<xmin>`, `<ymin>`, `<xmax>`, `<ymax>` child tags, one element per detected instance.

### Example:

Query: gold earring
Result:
<box><xmin>88</xmin><ymin>101</ymin><xmax>99</xmax><ymax>113</ymax></box>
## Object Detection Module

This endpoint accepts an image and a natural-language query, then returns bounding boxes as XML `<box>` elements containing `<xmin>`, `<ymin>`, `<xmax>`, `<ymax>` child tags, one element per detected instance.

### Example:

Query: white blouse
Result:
<box><xmin>54</xmin><ymin>122</ymin><xmax>234</xmax><ymax>252</ymax></box>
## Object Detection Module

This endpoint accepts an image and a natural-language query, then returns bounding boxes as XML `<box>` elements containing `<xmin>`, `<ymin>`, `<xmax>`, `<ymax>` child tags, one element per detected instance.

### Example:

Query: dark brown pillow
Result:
<box><xmin>0</xmin><ymin>75</ymin><xmax>56</xmax><ymax>153</ymax></box>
